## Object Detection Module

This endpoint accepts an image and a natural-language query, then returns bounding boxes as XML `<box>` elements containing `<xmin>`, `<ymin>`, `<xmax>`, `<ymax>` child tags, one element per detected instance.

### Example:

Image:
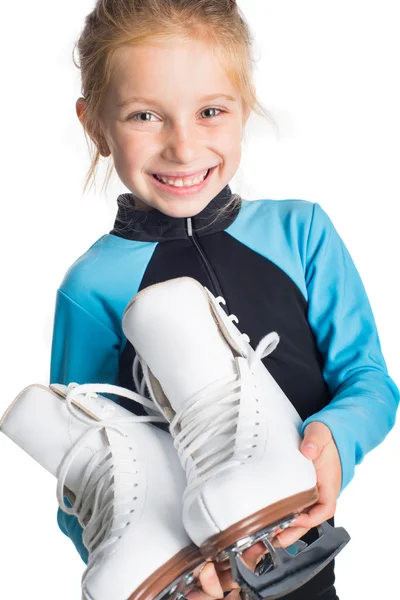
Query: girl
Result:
<box><xmin>6</xmin><ymin>1</ymin><xmax>397</xmax><ymax>599</ymax></box>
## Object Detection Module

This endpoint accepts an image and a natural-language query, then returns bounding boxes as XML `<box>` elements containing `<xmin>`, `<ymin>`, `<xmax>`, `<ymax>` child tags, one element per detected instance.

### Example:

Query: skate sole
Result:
<box><xmin>129</xmin><ymin>543</ymin><xmax>206</xmax><ymax>600</ymax></box>
<box><xmin>200</xmin><ymin>486</ymin><xmax>319</xmax><ymax>560</ymax></box>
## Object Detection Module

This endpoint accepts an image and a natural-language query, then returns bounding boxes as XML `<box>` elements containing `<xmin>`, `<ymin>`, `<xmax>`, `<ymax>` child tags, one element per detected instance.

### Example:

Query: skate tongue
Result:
<box><xmin>123</xmin><ymin>279</ymin><xmax>237</xmax><ymax>413</ymax></box>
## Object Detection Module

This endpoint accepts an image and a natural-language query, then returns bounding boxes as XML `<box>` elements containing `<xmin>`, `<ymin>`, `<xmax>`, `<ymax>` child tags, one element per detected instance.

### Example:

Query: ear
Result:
<box><xmin>75</xmin><ymin>97</ymin><xmax>111</xmax><ymax>157</ymax></box>
<box><xmin>75</xmin><ymin>97</ymin><xmax>86</xmax><ymax>126</ymax></box>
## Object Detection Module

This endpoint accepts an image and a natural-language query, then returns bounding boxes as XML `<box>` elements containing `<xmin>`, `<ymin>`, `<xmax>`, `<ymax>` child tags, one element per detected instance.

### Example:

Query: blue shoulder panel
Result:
<box><xmin>59</xmin><ymin>234</ymin><xmax>159</xmax><ymax>336</ymax></box>
<box><xmin>226</xmin><ymin>197</ymin><xmax>314</xmax><ymax>300</ymax></box>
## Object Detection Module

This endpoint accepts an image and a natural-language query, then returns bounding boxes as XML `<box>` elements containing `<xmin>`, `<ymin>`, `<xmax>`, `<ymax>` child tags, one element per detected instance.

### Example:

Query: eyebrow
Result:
<box><xmin>115</xmin><ymin>93</ymin><xmax>237</xmax><ymax>108</ymax></box>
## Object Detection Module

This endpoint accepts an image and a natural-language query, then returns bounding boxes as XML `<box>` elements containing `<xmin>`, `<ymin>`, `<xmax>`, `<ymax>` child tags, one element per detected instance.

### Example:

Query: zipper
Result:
<box><xmin>186</xmin><ymin>217</ymin><xmax>230</xmax><ymax>315</ymax></box>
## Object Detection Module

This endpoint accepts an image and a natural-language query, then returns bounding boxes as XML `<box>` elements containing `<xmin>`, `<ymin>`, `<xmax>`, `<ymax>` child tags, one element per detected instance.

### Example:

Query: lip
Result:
<box><xmin>149</xmin><ymin>166</ymin><xmax>217</xmax><ymax>197</ymax></box>
<box><xmin>152</xmin><ymin>168</ymin><xmax>214</xmax><ymax>178</ymax></box>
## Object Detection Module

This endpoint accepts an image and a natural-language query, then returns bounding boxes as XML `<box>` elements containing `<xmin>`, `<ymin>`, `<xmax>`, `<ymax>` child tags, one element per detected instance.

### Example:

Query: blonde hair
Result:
<box><xmin>73</xmin><ymin>0</ymin><xmax>277</xmax><ymax>219</ymax></box>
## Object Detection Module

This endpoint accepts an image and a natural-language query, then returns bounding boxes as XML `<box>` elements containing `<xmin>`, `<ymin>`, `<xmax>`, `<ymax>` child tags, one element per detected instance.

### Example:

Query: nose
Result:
<box><xmin>161</xmin><ymin>119</ymin><xmax>204</xmax><ymax>163</ymax></box>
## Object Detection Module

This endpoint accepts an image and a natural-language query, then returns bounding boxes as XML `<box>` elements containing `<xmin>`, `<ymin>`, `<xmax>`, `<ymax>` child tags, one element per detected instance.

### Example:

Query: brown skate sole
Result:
<box><xmin>130</xmin><ymin>543</ymin><xmax>205</xmax><ymax>600</ymax></box>
<box><xmin>200</xmin><ymin>486</ymin><xmax>319</xmax><ymax>559</ymax></box>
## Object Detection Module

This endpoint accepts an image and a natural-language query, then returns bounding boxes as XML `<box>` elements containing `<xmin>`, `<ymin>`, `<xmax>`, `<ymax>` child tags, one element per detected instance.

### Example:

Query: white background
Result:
<box><xmin>0</xmin><ymin>1</ymin><xmax>399</xmax><ymax>599</ymax></box>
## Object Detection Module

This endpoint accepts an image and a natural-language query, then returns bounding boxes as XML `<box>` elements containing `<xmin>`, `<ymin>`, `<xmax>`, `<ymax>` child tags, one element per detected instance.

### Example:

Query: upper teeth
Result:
<box><xmin>156</xmin><ymin>170</ymin><xmax>208</xmax><ymax>187</ymax></box>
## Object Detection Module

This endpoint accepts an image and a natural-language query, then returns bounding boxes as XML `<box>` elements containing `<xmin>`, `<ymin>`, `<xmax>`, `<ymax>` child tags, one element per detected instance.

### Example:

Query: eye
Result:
<box><xmin>200</xmin><ymin>107</ymin><xmax>226</xmax><ymax>120</ymax></box>
<box><xmin>128</xmin><ymin>112</ymin><xmax>157</xmax><ymax>123</ymax></box>
<box><xmin>127</xmin><ymin>107</ymin><xmax>226</xmax><ymax>123</ymax></box>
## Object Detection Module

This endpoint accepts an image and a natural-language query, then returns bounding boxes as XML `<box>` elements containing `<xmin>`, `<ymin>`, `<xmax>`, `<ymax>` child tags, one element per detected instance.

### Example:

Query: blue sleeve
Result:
<box><xmin>50</xmin><ymin>288</ymin><xmax>121</xmax><ymax>564</ymax></box>
<box><xmin>300</xmin><ymin>202</ymin><xmax>399</xmax><ymax>493</ymax></box>
<box><xmin>50</xmin><ymin>289</ymin><xmax>121</xmax><ymax>386</ymax></box>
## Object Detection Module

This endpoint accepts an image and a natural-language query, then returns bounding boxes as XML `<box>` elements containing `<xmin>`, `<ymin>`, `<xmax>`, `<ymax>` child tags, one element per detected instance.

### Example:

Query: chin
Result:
<box><xmin>161</xmin><ymin>196</ymin><xmax>212</xmax><ymax>218</ymax></box>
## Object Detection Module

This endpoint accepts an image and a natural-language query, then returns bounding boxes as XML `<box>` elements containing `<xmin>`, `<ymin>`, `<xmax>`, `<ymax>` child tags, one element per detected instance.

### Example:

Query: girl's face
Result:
<box><xmin>77</xmin><ymin>39</ymin><xmax>251</xmax><ymax>216</ymax></box>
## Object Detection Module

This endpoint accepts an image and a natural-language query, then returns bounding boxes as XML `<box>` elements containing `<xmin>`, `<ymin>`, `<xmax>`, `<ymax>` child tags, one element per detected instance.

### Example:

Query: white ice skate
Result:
<box><xmin>0</xmin><ymin>382</ymin><xmax>208</xmax><ymax>600</ymax></box>
<box><xmin>121</xmin><ymin>277</ymin><xmax>350</xmax><ymax>599</ymax></box>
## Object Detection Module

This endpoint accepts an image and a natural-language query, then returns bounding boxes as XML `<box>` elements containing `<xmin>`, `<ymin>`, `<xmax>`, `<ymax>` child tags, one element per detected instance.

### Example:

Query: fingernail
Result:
<box><xmin>304</xmin><ymin>443</ymin><xmax>317</xmax><ymax>450</ymax></box>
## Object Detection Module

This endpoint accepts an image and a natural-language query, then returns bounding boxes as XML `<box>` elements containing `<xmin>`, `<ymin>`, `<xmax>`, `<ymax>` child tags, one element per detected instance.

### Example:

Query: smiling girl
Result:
<box><xmin>47</xmin><ymin>2</ymin><xmax>399</xmax><ymax>600</ymax></box>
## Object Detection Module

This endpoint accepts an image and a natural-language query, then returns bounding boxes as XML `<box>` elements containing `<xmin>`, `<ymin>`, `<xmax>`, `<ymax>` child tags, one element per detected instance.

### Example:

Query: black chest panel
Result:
<box><xmin>118</xmin><ymin>231</ymin><xmax>331</xmax><ymax>421</ymax></box>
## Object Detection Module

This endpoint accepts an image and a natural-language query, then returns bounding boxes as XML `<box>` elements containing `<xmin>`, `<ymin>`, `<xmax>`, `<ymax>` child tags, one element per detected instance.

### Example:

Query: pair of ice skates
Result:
<box><xmin>0</xmin><ymin>277</ymin><xmax>350</xmax><ymax>600</ymax></box>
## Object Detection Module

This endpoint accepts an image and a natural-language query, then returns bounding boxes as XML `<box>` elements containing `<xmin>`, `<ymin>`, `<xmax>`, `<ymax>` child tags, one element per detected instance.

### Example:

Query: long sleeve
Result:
<box><xmin>50</xmin><ymin>288</ymin><xmax>121</xmax><ymax>564</ymax></box>
<box><xmin>50</xmin><ymin>289</ymin><xmax>121</xmax><ymax>386</ymax></box>
<box><xmin>300</xmin><ymin>202</ymin><xmax>399</xmax><ymax>493</ymax></box>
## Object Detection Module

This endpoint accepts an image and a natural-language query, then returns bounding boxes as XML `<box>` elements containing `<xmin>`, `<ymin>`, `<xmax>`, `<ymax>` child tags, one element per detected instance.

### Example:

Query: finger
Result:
<box><xmin>313</xmin><ymin>481</ymin><xmax>338</xmax><ymax>509</ymax></box>
<box><xmin>213</xmin><ymin>543</ymin><xmax>267</xmax><ymax>591</ymax></box>
<box><xmin>292</xmin><ymin>500</ymin><xmax>336</xmax><ymax>529</ymax></box>
<box><xmin>240</xmin><ymin>541</ymin><xmax>268</xmax><ymax>570</ymax></box>
<box><xmin>187</xmin><ymin>588</ymin><xmax>223</xmax><ymax>600</ymax></box>
<box><xmin>224</xmin><ymin>590</ymin><xmax>242</xmax><ymax>600</ymax></box>
<box><xmin>186</xmin><ymin>589</ymin><xmax>214</xmax><ymax>600</ymax></box>
<box><xmin>287</xmin><ymin>513</ymin><xmax>313</xmax><ymax>529</ymax></box>
<box><xmin>198</xmin><ymin>561</ymin><xmax>224</xmax><ymax>598</ymax></box>
<box><xmin>216</xmin><ymin>568</ymin><xmax>241</xmax><ymax>592</ymax></box>
<box><xmin>214</xmin><ymin>558</ymin><xmax>233</xmax><ymax>573</ymax></box>
<box><xmin>274</xmin><ymin>526</ymin><xmax>310</xmax><ymax>548</ymax></box>
<box><xmin>301</xmin><ymin>422</ymin><xmax>332</xmax><ymax>460</ymax></box>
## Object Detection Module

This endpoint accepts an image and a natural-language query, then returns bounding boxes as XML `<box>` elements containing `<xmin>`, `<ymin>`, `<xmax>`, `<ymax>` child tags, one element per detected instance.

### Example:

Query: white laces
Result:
<box><xmin>56</xmin><ymin>382</ymin><xmax>167</xmax><ymax>559</ymax></box>
<box><xmin>133</xmin><ymin>294</ymin><xmax>280</xmax><ymax>500</ymax></box>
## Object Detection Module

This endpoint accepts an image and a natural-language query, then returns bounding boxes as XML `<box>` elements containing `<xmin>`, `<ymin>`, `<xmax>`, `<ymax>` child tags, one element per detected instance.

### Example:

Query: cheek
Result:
<box><xmin>215</xmin><ymin>128</ymin><xmax>243</xmax><ymax>155</ymax></box>
<box><xmin>119</xmin><ymin>134</ymin><xmax>158</xmax><ymax>161</ymax></box>
<box><xmin>112</xmin><ymin>137</ymin><xmax>141</xmax><ymax>167</ymax></box>
<box><xmin>227</xmin><ymin>144</ymin><xmax>243</xmax><ymax>169</ymax></box>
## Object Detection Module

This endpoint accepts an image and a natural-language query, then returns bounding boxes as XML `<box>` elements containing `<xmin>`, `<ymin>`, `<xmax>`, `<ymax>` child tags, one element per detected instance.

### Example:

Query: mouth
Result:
<box><xmin>152</xmin><ymin>168</ymin><xmax>211</xmax><ymax>184</ymax></box>
<box><xmin>149</xmin><ymin>166</ymin><xmax>217</xmax><ymax>196</ymax></box>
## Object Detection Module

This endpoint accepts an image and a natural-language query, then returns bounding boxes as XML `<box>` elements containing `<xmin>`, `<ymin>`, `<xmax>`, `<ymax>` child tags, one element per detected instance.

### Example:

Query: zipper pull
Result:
<box><xmin>187</xmin><ymin>217</ymin><xmax>193</xmax><ymax>237</ymax></box>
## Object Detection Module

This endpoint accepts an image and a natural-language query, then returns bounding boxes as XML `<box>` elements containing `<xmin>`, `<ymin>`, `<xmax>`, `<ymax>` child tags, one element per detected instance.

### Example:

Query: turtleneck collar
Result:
<box><xmin>110</xmin><ymin>184</ymin><xmax>241</xmax><ymax>242</ymax></box>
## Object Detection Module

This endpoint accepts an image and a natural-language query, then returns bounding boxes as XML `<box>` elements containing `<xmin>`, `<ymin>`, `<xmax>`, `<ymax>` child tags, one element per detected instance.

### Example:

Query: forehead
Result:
<box><xmin>107</xmin><ymin>39</ymin><xmax>238</xmax><ymax>105</ymax></box>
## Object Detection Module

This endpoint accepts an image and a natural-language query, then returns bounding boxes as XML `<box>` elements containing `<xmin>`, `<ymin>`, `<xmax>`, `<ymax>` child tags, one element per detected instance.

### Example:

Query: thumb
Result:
<box><xmin>301</xmin><ymin>421</ymin><xmax>331</xmax><ymax>460</ymax></box>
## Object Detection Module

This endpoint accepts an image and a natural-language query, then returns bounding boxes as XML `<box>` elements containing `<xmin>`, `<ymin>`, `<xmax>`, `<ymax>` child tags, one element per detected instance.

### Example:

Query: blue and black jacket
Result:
<box><xmin>50</xmin><ymin>185</ymin><xmax>399</xmax><ymax>599</ymax></box>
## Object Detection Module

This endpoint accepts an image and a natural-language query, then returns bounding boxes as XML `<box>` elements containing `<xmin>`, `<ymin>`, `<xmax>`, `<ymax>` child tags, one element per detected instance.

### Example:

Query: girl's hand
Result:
<box><xmin>187</xmin><ymin>542</ymin><xmax>266</xmax><ymax>600</ymax></box>
<box><xmin>187</xmin><ymin>421</ymin><xmax>342</xmax><ymax>600</ymax></box>
<box><xmin>274</xmin><ymin>421</ymin><xmax>342</xmax><ymax>548</ymax></box>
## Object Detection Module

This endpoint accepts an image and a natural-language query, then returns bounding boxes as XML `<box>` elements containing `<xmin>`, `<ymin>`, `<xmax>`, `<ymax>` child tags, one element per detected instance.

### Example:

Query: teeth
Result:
<box><xmin>156</xmin><ymin>170</ymin><xmax>208</xmax><ymax>187</ymax></box>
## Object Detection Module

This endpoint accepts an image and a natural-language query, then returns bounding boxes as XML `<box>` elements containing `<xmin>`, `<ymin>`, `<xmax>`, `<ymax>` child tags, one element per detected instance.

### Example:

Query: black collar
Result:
<box><xmin>110</xmin><ymin>184</ymin><xmax>240</xmax><ymax>242</ymax></box>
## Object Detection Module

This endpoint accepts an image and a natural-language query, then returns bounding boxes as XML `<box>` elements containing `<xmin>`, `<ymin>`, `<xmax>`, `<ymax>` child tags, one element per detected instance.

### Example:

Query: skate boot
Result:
<box><xmin>0</xmin><ymin>381</ymin><xmax>208</xmax><ymax>600</ymax></box>
<box><xmin>121</xmin><ymin>277</ymin><xmax>350</xmax><ymax>600</ymax></box>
